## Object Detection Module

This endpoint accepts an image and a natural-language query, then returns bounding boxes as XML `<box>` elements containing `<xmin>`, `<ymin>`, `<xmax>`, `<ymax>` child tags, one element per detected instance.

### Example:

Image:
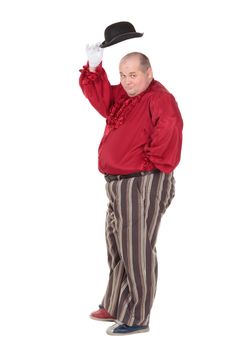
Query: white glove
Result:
<box><xmin>86</xmin><ymin>42</ymin><xmax>103</xmax><ymax>68</ymax></box>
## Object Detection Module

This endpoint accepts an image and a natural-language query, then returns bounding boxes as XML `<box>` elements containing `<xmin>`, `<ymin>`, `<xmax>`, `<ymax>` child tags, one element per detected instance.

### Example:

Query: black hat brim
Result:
<box><xmin>100</xmin><ymin>32</ymin><xmax>143</xmax><ymax>48</ymax></box>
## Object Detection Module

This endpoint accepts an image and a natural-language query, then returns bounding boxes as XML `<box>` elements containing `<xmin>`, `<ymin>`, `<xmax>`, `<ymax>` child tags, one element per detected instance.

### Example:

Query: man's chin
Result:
<box><xmin>127</xmin><ymin>90</ymin><xmax>136</xmax><ymax>97</ymax></box>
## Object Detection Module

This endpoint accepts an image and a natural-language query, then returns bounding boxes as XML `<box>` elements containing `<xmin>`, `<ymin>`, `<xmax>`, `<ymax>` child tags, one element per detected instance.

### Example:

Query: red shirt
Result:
<box><xmin>79</xmin><ymin>64</ymin><xmax>183</xmax><ymax>174</ymax></box>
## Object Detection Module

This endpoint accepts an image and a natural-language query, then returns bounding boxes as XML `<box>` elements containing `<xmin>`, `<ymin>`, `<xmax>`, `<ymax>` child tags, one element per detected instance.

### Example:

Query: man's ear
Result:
<box><xmin>147</xmin><ymin>67</ymin><xmax>153</xmax><ymax>79</ymax></box>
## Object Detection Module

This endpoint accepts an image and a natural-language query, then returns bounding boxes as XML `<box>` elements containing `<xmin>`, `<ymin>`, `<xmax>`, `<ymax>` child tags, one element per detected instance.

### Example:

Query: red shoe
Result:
<box><xmin>90</xmin><ymin>308</ymin><xmax>115</xmax><ymax>322</ymax></box>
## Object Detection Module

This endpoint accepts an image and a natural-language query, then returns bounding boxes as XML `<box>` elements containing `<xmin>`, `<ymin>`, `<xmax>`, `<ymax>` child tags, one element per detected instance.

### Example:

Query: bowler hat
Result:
<box><xmin>100</xmin><ymin>21</ymin><xmax>143</xmax><ymax>48</ymax></box>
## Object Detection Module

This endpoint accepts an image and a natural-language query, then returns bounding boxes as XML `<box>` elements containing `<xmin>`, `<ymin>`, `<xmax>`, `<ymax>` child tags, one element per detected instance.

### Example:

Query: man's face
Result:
<box><xmin>119</xmin><ymin>56</ymin><xmax>153</xmax><ymax>97</ymax></box>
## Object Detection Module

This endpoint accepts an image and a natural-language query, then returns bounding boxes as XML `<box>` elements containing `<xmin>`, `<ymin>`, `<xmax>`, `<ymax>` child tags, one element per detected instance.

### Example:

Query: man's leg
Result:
<box><xmin>113</xmin><ymin>172</ymin><xmax>175</xmax><ymax>326</ymax></box>
<box><xmin>101</xmin><ymin>183</ymin><xmax>126</xmax><ymax>318</ymax></box>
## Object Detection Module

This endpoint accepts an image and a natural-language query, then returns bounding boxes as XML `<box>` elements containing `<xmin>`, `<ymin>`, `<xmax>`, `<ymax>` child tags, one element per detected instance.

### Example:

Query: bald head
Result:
<box><xmin>120</xmin><ymin>52</ymin><xmax>152</xmax><ymax>73</ymax></box>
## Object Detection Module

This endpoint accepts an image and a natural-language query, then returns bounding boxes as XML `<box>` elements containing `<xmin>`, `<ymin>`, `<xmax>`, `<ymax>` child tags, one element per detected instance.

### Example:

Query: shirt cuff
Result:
<box><xmin>79</xmin><ymin>63</ymin><xmax>103</xmax><ymax>84</ymax></box>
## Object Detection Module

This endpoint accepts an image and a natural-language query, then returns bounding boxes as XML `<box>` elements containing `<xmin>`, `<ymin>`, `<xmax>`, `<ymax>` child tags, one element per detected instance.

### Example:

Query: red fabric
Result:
<box><xmin>79</xmin><ymin>64</ymin><xmax>183</xmax><ymax>174</ymax></box>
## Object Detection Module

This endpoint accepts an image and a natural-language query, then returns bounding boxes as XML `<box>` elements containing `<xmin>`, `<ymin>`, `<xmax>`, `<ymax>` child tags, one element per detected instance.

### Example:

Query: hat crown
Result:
<box><xmin>104</xmin><ymin>22</ymin><xmax>136</xmax><ymax>42</ymax></box>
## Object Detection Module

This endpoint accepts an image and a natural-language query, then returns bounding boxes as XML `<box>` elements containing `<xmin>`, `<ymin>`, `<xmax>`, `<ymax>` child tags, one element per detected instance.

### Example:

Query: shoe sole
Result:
<box><xmin>106</xmin><ymin>327</ymin><xmax>149</xmax><ymax>336</ymax></box>
<box><xmin>90</xmin><ymin>315</ymin><xmax>115</xmax><ymax>322</ymax></box>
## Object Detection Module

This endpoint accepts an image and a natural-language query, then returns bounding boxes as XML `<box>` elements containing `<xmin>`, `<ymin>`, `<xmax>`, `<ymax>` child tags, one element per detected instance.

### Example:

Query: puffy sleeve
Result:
<box><xmin>144</xmin><ymin>93</ymin><xmax>183</xmax><ymax>173</ymax></box>
<box><xmin>79</xmin><ymin>63</ymin><xmax>113</xmax><ymax>118</ymax></box>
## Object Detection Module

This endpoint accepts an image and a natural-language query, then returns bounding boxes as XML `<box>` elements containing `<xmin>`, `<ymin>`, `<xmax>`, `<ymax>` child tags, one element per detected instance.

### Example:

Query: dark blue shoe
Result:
<box><xmin>106</xmin><ymin>323</ymin><xmax>149</xmax><ymax>336</ymax></box>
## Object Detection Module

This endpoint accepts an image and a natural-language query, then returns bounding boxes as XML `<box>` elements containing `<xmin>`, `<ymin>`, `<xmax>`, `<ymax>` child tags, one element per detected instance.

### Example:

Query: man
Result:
<box><xmin>79</xmin><ymin>44</ymin><xmax>183</xmax><ymax>335</ymax></box>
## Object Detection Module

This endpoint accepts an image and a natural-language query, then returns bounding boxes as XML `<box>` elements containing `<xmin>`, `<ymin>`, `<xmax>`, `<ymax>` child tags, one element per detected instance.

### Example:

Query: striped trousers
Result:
<box><xmin>101</xmin><ymin>171</ymin><xmax>175</xmax><ymax>326</ymax></box>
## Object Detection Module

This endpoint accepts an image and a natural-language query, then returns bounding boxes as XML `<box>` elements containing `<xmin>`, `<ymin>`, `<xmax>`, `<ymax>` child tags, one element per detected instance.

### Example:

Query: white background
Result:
<box><xmin>0</xmin><ymin>0</ymin><xmax>233</xmax><ymax>349</ymax></box>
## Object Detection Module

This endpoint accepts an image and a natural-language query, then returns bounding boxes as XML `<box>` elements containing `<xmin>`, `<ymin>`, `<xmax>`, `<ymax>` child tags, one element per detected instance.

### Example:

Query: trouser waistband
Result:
<box><xmin>104</xmin><ymin>169</ymin><xmax>160</xmax><ymax>183</ymax></box>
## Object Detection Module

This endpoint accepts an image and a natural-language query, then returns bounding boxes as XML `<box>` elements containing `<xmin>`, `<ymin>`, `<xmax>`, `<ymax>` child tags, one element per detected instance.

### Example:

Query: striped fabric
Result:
<box><xmin>101</xmin><ymin>171</ymin><xmax>175</xmax><ymax>326</ymax></box>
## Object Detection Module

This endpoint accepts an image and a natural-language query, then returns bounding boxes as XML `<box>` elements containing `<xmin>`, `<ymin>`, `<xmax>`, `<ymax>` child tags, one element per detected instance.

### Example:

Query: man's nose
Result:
<box><xmin>125</xmin><ymin>77</ymin><xmax>132</xmax><ymax>85</ymax></box>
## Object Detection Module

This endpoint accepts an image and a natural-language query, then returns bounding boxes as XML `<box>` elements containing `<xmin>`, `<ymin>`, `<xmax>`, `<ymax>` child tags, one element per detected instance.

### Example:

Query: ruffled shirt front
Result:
<box><xmin>79</xmin><ymin>64</ymin><xmax>183</xmax><ymax>175</ymax></box>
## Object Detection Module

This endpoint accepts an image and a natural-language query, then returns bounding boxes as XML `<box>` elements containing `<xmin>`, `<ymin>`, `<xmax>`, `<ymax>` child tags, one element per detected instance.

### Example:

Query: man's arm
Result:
<box><xmin>144</xmin><ymin>93</ymin><xmax>183</xmax><ymax>173</ymax></box>
<box><xmin>79</xmin><ymin>43</ymin><xmax>113</xmax><ymax>118</ymax></box>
